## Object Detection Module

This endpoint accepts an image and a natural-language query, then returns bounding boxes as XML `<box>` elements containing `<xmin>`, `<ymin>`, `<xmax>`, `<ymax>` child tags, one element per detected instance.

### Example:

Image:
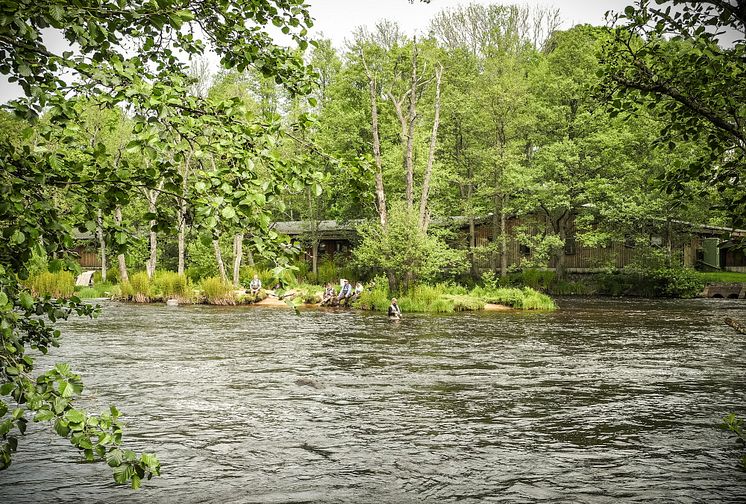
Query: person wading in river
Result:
<box><xmin>388</xmin><ymin>297</ymin><xmax>402</xmax><ymax>320</ymax></box>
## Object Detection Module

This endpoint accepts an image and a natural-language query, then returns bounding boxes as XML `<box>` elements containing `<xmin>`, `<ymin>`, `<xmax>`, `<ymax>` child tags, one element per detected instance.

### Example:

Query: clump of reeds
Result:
<box><xmin>27</xmin><ymin>271</ymin><xmax>75</xmax><ymax>298</ymax></box>
<box><xmin>200</xmin><ymin>277</ymin><xmax>235</xmax><ymax>305</ymax></box>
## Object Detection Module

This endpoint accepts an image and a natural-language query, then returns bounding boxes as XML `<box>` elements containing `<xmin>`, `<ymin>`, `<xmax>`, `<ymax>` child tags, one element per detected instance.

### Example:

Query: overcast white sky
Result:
<box><xmin>0</xmin><ymin>1</ymin><xmax>632</xmax><ymax>103</ymax></box>
<box><xmin>307</xmin><ymin>0</ymin><xmax>632</xmax><ymax>47</ymax></box>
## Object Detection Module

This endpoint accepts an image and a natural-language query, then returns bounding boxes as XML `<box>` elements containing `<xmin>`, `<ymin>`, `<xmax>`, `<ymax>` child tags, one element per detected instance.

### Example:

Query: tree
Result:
<box><xmin>1</xmin><ymin>0</ymin><xmax>319</xmax><ymax>487</ymax></box>
<box><xmin>353</xmin><ymin>204</ymin><xmax>466</xmax><ymax>291</ymax></box>
<box><xmin>601</xmin><ymin>0</ymin><xmax>746</xmax><ymax>227</ymax></box>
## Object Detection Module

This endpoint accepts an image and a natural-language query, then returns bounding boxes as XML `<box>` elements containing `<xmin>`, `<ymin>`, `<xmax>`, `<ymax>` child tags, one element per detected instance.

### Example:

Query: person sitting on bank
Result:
<box><xmin>388</xmin><ymin>297</ymin><xmax>402</xmax><ymax>320</ymax></box>
<box><xmin>249</xmin><ymin>274</ymin><xmax>262</xmax><ymax>296</ymax></box>
<box><xmin>337</xmin><ymin>279</ymin><xmax>353</xmax><ymax>305</ymax></box>
<box><xmin>350</xmin><ymin>282</ymin><xmax>364</xmax><ymax>302</ymax></box>
<box><xmin>321</xmin><ymin>283</ymin><xmax>336</xmax><ymax>306</ymax></box>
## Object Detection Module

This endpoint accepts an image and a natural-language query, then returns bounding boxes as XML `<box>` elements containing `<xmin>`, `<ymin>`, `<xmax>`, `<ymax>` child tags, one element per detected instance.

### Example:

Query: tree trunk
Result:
<box><xmin>469</xmin><ymin>217</ymin><xmax>476</xmax><ymax>277</ymax></box>
<box><xmin>177</xmin><ymin>198</ymin><xmax>187</xmax><ymax>276</ymax></box>
<box><xmin>491</xmin><ymin>211</ymin><xmax>500</xmax><ymax>273</ymax></box>
<box><xmin>404</xmin><ymin>41</ymin><xmax>418</xmax><ymax>210</ymax></box>
<box><xmin>555</xmin><ymin>215</ymin><xmax>569</xmax><ymax>281</ymax></box>
<box><xmin>312</xmin><ymin>241</ymin><xmax>319</xmax><ymax>275</ymax></box>
<box><xmin>363</xmin><ymin>58</ymin><xmax>388</xmax><ymax>227</ymax></box>
<box><xmin>419</xmin><ymin>63</ymin><xmax>443</xmax><ymax>232</ymax></box>
<box><xmin>232</xmin><ymin>233</ymin><xmax>243</xmax><ymax>287</ymax></box>
<box><xmin>246</xmin><ymin>245</ymin><xmax>255</xmax><ymax>267</ymax></box>
<box><xmin>114</xmin><ymin>206</ymin><xmax>129</xmax><ymax>283</ymax></box>
<box><xmin>500</xmin><ymin>203</ymin><xmax>508</xmax><ymax>277</ymax></box>
<box><xmin>213</xmin><ymin>238</ymin><xmax>227</xmax><ymax>284</ymax></box>
<box><xmin>177</xmin><ymin>152</ymin><xmax>192</xmax><ymax>276</ymax></box>
<box><xmin>96</xmin><ymin>209</ymin><xmax>107</xmax><ymax>282</ymax></box>
<box><xmin>144</xmin><ymin>179</ymin><xmax>163</xmax><ymax>279</ymax></box>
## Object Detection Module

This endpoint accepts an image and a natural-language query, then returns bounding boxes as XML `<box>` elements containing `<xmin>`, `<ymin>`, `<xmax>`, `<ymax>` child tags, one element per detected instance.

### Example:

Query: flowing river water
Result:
<box><xmin>1</xmin><ymin>297</ymin><xmax>746</xmax><ymax>503</ymax></box>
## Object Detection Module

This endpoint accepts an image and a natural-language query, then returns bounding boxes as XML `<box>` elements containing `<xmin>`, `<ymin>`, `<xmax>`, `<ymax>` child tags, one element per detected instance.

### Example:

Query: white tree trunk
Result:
<box><xmin>232</xmin><ymin>233</ymin><xmax>243</xmax><ymax>287</ymax></box>
<box><xmin>114</xmin><ymin>206</ymin><xmax>129</xmax><ymax>283</ymax></box>
<box><xmin>419</xmin><ymin>63</ymin><xmax>443</xmax><ymax>232</ymax></box>
<box><xmin>96</xmin><ymin>208</ymin><xmax>107</xmax><ymax>282</ymax></box>
<box><xmin>214</xmin><ymin>238</ymin><xmax>227</xmax><ymax>284</ymax></box>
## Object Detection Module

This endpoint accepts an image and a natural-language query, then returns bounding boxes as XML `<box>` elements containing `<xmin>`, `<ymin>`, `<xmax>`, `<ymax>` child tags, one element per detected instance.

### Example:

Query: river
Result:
<box><xmin>1</xmin><ymin>298</ymin><xmax>745</xmax><ymax>503</ymax></box>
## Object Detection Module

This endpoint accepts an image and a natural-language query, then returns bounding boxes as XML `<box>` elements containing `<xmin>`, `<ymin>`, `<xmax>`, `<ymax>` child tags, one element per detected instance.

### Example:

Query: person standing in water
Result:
<box><xmin>388</xmin><ymin>297</ymin><xmax>402</xmax><ymax>320</ymax></box>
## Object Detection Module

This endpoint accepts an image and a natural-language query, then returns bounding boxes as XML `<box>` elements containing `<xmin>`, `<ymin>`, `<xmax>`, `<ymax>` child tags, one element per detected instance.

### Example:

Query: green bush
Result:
<box><xmin>471</xmin><ymin>286</ymin><xmax>556</xmax><ymax>310</ymax></box>
<box><xmin>519</xmin><ymin>287</ymin><xmax>557</xmax><ymax>310</ymax></box>
<box><xmin>93</xmin><ymin>266</ymin><xmax>120</xmax><ymax>284</ymax></box>
<box><xmin>152</xmin><ymin>271</ymin><xmax>192</xmax><ymax>300</ymax></box>
<box><xmin>596</xmin><ymin>267</ymin><xmax>704</xmax><ymax>298</ymax></box>
<box><xmin>118</xmin><ymin>271</ymin><xmax>151</xmax><ymax>302</ymax></box>
<box><xmin>27</xmin><ymin>271</ymin><xmax>75</xmax><ymax>298</ymax></box>
<box><xmin>77</xmin><ymin>287</ymin><xmax>98</xmax><ymax>299</ymax></box>
<box><xmin>445</xmin><ymin>294</ymin><xmax>485</xmax><ymax>311</ymax></box>
<box><xmin>200</xmin><ymin>277</ymin><xmax>235</xmax><ymax>305</ymax></box>
<box><xmin>518</xmin><ymin>269</ymin><xmax>556</xmax><ymax>291</ymax></box>
<box><xmin>354</xmin><ymin>275</ymin><xmax>390</xmax><ymax>311</ymax></box>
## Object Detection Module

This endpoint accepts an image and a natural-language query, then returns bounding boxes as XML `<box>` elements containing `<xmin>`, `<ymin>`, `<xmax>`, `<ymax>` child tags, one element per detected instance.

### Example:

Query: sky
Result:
<box><xmin>0</xmin><ymin>1</ymin><xmax>632</xmax><ymax>103</ymax></box>
<box><xmin>307</xmin><ymin>0</ymin><xmax>632</xmax><ymax>48</ymax></box>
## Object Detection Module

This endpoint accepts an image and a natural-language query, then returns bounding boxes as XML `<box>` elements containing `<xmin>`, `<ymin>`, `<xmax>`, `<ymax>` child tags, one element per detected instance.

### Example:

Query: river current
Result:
<box><xmin>1</xmin><ymin>298</ymin><xmax>745</xmax><ymax>503</ymax></box>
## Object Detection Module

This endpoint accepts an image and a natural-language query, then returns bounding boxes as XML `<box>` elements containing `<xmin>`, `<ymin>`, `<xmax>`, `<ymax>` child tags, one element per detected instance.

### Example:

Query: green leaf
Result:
<box><xmin>0</xmin><ymin>292</ymin><xmax>8</xmax><ymax>307</ymax></box>
<box><xmin>33</xmin><ymin>409</ymin><xmax>55</xmax><ymax>422</ymax></box>
<box><xmin>18</xmin><ymin>292</ymin><xmax>33</xmax><ymax>310</ymax></box>
<box><xmin>64</xmin><ymin>409</ymin><xmax>85</xmax><ymax>424</ymax></box>
<box><xmin>221</xmin><ymin>206</ymin><xmax>236</xmax><ymax>219</ymax></box>
<box><xmin>106</xmin><ymin>448</ymin><xmax>123</xmax><ymax>467</ymax></box>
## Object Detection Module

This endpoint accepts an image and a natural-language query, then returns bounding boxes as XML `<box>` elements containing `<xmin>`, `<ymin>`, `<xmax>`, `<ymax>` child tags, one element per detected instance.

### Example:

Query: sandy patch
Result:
<box><xmin>483</xmin><ymin>303</ymin><xmax>512</xmax><ymax>311</ymax></box>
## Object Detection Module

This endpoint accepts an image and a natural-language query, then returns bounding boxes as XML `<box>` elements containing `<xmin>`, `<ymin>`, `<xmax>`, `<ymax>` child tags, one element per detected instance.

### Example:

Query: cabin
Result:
<box><xmin>272</xmin><ymin>215</ymin><xmax>746</xmax><ymax>274</ymax></box>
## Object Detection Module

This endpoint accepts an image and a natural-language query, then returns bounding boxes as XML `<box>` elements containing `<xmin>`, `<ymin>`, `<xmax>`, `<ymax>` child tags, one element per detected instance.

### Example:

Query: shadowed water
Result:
<box><xmin>1</xmin><ymin>298</ymin><xmax>746</xmax><ymax>503</ymax></box>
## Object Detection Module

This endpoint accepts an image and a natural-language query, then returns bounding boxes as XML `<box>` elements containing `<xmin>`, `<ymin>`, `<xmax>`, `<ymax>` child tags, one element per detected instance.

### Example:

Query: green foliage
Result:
<box><xmin>353</xmin><ymin>205</ymin><xmax>466</xmax><ymax>291</ymax></box>
<box><xmin>472</xmin><ymin>286</ymin><xmax>556</xmax><ymax>310</ymax></box>
<box><xmin>602</xmin><ymin>1</ymin><xmax>746</xmax><ymax>228</ymax></box>
<box><xmin>93</xmin><ymin>267</ymin><xmax>120</xmax><ymax>285</ymax></box>
<box><xmin>721</xmin><ymin>413</ymin><xmax>746</xmax><ymax>471</ymax></box>
<box><xmin>200</xmin><ymin>277</ymin><xmax>235</xmax><ymax>305</ymax></box>
<box><xmin>117</xmin><ymin>272</ymin><xmax>151</xmax><ymax>303</ymax></box>
<box><xmin>26</xmin><ymin>271</ymin><xmax>75</xmax><ymax>299</ymax></box>
<box><xmin>515</xmin><ymin>269</ymin><xmax>557</xmax><ymax>291</ymax></box>
<box><xmin>596</xmin><ymin>267</ymin><xmax>704</xmax><ymax>298</ymax></box>
<box><xmin>354</xmin><ymin>275</ymin><xmax>391</xmax><ymax>311</ymax></box>
<box><xmin>76</xmin><ymin>287</ymin><xmax>98</xmax><ymax>299</ymax></box>
<box><xmin>151</xmin><ymin>272</ymin><xmax>192</xmax><ymax>301</ymax></box>
<box><xmin>697</xmin><ymin>272</ymin><xmax>746</xmax><ymax>284</ymax></box>
<box><xmin>444</xmin><ymin>295</ymin><xmax>485</xmax><ymax>311</ymax></box>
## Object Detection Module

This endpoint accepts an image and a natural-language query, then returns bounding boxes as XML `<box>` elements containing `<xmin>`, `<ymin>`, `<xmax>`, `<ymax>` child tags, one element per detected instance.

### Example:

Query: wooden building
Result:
<box><xmin>273</xmin><ymin>216</ymin><xmax>746</xmax><ymax>274</ymax></box>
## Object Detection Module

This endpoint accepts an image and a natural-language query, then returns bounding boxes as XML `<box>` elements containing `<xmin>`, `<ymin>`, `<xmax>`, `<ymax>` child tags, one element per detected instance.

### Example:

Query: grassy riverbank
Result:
<box><xmin>24</xmin><ymin>269</ymin><xmax>556</xmax><ymax>311</ymax></box>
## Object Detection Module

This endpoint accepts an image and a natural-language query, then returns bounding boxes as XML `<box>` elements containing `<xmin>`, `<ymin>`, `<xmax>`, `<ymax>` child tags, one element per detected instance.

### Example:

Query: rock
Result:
<box><xmin>166</xmin><ymin>299</ymin><xmax>179</xmax><ymax>306</ymax></box>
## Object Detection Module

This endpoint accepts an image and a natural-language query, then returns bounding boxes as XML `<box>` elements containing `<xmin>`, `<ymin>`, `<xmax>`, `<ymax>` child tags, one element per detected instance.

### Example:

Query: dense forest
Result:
<box><xmin>1</xmin><ymin>0</ymin><xmax>744</xmax><ymax>487</ymax></box>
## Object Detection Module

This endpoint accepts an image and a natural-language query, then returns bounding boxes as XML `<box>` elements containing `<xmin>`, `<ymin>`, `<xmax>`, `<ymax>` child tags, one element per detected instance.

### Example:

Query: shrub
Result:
<box><xmin>152</xmin><ymin>271</ymin><xmax>192</xmax><ymax>301</ymax></box>
<box><xmin>119</xmin><ymin>271</ymin><xmax>152</xmax><ymax>302</ymax></box>
<box><xmin>354</xmin><ymin>275</ymin><xmax>390</xmax><ymax>311</ymax></box>
<box><xmin>519</xmin><ymin>288</ymin><xmax>557</xmax><ymax>310</ymax></box>
<box><xmin>27</xmin><ymin>271</ymin><xmax>75</xmax><ymax>298</ymax></box>
<box><xmin>93</xmin><ymin>266</ymin><xmax>120</xmax><ymax>284</ymax></box>
<box><xmin>445</xmin><ymin>295</ymin><xmax>485</xmax><ymax>311</ymax></box>
<box><xmin>518</xmin><ymin>269</ymin><xmax>556</xmax><ymax>291</ymax></box>
<box><xmin>200</xmin><ymin>277</ymin><xmax>235</xmax><ymax>305</ymax></box>
<box><xmin>77</xmin><ymin>287</ymin><xmax>98</xmax><ymax>299</ymax></box>
<box><xmin>471</xmin><ymin>286</ymin><xmax>556</xmax><ymax>310</ymax></box>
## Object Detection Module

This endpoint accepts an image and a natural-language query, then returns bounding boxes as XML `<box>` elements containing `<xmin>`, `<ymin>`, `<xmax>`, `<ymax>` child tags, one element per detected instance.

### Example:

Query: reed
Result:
<box><xmin>27</xmin><ymin>271</ymin><xmax>75</xmax><ymax>298</ymax></box>
<box><xmin>200</xmin><ymin>277</ymin><xmax>235</xmax><ymax>305</ymax></box>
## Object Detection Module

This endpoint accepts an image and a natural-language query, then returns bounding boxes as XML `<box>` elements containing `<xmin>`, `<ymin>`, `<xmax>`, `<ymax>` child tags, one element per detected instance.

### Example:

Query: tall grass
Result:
<box><xmin>27</xmin><ymin>271</ymin><xmax>75</xmax><ymax>298</ymax></box>
<box><xmin>117</xmin><ymin>271</ymin><xmax>151</xmax><ymax>302</ymax></box>
<box><xmin>200</xmin><ymin>277</ymin><xmax>235</xmax><ymax>305</ymax></box>
<box><xmin>76</xmin><ymin>281</ymin><xmax>115</xmax><ymax>299</ymax></box>
<box><xmin>472</xmin><ymin>286</ymin><xmax>556</xmax><ymax>310</ymax></box>
<box><xmin>152</xmin><ymin>271</ymin><xmax>192</xmax><ymax>301</ymax></box>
